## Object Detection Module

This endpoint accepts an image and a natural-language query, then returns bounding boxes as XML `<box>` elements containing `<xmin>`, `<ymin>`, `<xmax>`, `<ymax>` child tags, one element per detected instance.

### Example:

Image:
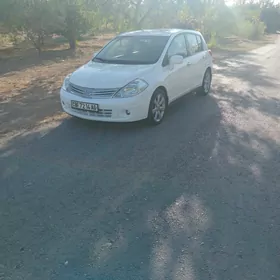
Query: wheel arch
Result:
<box><xmin>154</xmin><ymin>86</ymin><xmax>169</xmax><ymax>104</ymax></box>
<box><xmin>201</xmin><ymin>66</ymin><xmax>212</xmax><ymax>86</ymax></box>
<box><xmin>206</xmin><ymin>66</ymin><xmax>212</xmax><ymax>76</ymax></box>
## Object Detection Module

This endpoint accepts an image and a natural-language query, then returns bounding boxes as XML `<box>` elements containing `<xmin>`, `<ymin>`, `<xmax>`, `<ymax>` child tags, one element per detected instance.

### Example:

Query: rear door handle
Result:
<box><xmin>187</xmin><ymin>62</ymin><xmax>192</xmax><ymax>66</ymax></box>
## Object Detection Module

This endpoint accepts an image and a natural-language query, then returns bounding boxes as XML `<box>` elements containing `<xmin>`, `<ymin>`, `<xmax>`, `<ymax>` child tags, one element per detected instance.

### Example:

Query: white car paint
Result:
<box><xmin>70</xmin><ymin>63</ymin><xmax>155</xmax><ymax>89</ymax></box>
<box><xmin>60</xmin><ymin>29</ymin><xmax>213</xmax><ymax>123</ymax></box>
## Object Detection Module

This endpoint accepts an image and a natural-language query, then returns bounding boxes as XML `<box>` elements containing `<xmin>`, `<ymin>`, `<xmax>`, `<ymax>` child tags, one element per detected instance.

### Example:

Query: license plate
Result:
<box><xmin>71</xmin><ymin>100</ymin><xmax>99</xmax><ymax>112</ymax></box>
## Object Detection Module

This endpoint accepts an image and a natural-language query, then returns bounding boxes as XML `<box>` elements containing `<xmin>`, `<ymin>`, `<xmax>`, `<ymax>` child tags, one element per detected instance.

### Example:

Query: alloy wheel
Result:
<box><xmin>152</xmin><ymin>93</ymin><xmax>166</xmax><ymax>123</ymax></box>
<box><xmin>203</xmin><ymin>70</ymin><xmax>211</xmax><ymax>93</ymax></box>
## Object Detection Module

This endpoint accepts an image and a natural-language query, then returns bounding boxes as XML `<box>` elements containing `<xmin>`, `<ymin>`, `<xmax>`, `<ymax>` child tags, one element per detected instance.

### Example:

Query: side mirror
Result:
<box><xmin>169</xmin><ymin>55</ymin><xmax>183</xmax><ymax>66</ymax></box>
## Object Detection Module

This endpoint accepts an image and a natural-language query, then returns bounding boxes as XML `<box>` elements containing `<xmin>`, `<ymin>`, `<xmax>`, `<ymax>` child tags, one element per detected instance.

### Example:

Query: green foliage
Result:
<box><xmin>261</xmin><ymin>7</ymin><xmax>280</xmax><ymax>33</ymax></box>
<box><xmin>232</xmin><ymin>3</ymin><xmax>266</xmax><ymax>40</ymax></box>
<box><xmin>0</xmin><ymin>0</ymin><xmax>61</xmax><ymax>53</ymax></box>
<box><xmin>201</xmin><ymin>5</ymin><xmax>237</xmax><ymax>41</ymax></box>
<box><xmin>236</xmin><ymin>19</ymin><xmax>266</xmax><ymax>39</ymax></box>
<box><xmin>1</xmin><ymin>0</ymin><xmax>279</xmax><ymax>53</ymax></box>
<box><xmin>0</xmin><ymin>34</ymin><xmax>11</xmax><ymax>47</ymax></box>
<box><xmin>21</xmin><ymin>0</ymin><xmax>60</xmax><ymax>53</ymax></box>
<box><xmin>207</xmin><ymin>32</ymin><xmax>218</xmax><ymax>49</ymax></box>
<box><xmin>48</xmin><ymin>0</ymin><xmax>91</xmax><ymax>49</ymax></box>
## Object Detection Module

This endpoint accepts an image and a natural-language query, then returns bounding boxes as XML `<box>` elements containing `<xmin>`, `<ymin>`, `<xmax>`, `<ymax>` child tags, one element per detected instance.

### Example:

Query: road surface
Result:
<box><xmin>1</xmin><ymin>38</ymin><xmax>280</xmax><ymax>280</ymax></box>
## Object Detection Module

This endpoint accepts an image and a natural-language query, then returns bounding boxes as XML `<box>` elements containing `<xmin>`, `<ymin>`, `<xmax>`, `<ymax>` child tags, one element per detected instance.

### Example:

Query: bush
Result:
<box><xmin>207</xmin><ymin>32</ymin><xmax>218</xmax><ymax>48</ymax></box>
<box><xmin>236</xmin><ymin>20</ymin><xmax>265</xmax><ymax>40</ymax></box>
<box><xmin>261</xmin><ymin>7</ymin><xmax>280</xmax><ymax>34</ymax></box>
<box><xmin>0</xmin><ymin>33</ymin><xmax>11</xmax><ymax>47</ymax></box>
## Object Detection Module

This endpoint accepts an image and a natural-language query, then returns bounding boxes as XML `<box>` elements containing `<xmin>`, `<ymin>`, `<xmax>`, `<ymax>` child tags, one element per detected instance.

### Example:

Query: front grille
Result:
<box><xmin>69</xmin><ymin>83</ymin><xmax>119</xmax><ymax>99</ymax></box>
<box><xmin>71</xmin><ymin>108</ymin><xmax>112</xmax><ymax>118</ymax></box>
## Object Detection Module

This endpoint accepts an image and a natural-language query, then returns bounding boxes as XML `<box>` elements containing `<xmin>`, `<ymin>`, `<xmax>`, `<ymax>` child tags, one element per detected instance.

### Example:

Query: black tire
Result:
<box><xmin>147</xmin><ymin>89</ymin><xmax>168</xmax><ymax>125</ymax></box>
<box><xmin>198</xmin><ymin>68</ymin><xmax>212</xmax><ymax>96</ymax></box>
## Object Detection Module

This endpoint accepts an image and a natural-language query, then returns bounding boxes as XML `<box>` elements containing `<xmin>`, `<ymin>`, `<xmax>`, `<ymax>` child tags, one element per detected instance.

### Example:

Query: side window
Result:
<box><xmin>185</xmin><ymin>33</ymin><xmax>201</xmax><ymax>56</ymax></box>
<box><xmin>167</xmin><ymin>34</ymin><xmax>188</xmax><ymax>58</ymax></box>
<box><xmin>196</xmin><ymin>35</ymin><xmax>204</xmax><ymax>52</ymax></box>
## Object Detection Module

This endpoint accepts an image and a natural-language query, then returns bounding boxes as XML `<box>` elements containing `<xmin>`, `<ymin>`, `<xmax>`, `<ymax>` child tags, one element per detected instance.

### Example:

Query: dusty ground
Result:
<box><xmin>1</xmin><ymin>34</ymin><xmax>280</xmax><ymax>280</ymax></box>
<box><xmin>0</xmin><ymin>34</ymin><xmax>113</xmax><ymax>135</ymax></box>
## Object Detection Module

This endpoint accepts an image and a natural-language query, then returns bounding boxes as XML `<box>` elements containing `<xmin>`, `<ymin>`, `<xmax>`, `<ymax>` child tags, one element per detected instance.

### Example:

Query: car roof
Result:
<box><xmin>118</xmin><ymin>29</ymin><xmax>201</xmax><ymax>37</ymax></box>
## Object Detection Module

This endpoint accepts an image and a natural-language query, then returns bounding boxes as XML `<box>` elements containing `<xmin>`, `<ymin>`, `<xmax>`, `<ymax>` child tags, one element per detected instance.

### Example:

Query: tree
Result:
<box><xmin>0</xmin><ymin>0</ymin><xmax>277</xmax><ymax>54</ymax></box>
<box><xmin>261</xmin><ymin>5</ymin><xmax>280</xmax><ymax>33</ymax></box>
<box><xmin>0</xmin><ymin>0</ymin><xmax>59</xmax><ymax>54</ymax></box>
<box><xmin>21</xmin><ymin>0</ymin><xmax>60</xmax><ymax>54</ymax></box>
<box><xmin>49</xmin><ymin>0</ymin><xmax>90</xmax><ymax>50</ymax></box>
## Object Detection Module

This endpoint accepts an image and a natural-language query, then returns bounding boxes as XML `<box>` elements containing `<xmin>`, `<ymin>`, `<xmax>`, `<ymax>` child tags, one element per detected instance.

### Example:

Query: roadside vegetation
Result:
<box><xmin>0</xmin><ymin>0</ymin><xmax>280</xmax><ymax>54</ymax></box>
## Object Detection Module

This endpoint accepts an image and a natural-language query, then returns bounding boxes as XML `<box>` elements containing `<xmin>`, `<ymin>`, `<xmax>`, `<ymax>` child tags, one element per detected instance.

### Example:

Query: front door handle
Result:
<box><xmin>187</xmin><ymin>62</ymin><xmax>192</xmax><ymax>66</ymax></box>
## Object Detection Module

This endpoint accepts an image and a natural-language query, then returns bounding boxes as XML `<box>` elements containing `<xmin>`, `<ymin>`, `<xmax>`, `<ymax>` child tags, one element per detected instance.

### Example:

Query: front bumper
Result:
<box><xmin>60</xmin><ymin>88</ymin><xmax>150</xmax><ymax>122</ymax></box>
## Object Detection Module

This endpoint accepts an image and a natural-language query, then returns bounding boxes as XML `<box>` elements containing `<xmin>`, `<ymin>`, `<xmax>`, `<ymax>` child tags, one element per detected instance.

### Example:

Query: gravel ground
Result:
<box><xmin>1</xmin><ymin>36</ymin><xmax>280</xmax><ymax>280</ymax></box>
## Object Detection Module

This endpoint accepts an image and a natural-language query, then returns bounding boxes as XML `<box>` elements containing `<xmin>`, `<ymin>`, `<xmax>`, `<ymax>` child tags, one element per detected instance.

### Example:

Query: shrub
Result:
<box><xmin>236</xmin><ymin>20</ymin><xmax>265</xmax><ymax>40</ymax></box>
<box><xmin>207</xmin><ymin>32</ymin><xmax>218</xmax><ymax>48</ymax></box>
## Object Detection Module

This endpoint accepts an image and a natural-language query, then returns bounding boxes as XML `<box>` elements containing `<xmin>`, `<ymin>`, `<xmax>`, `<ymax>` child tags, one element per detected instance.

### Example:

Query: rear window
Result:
<box><xmin>196</xmin><ymin>35</ymin><xmax>204</xmax><ymax>52</ymax></box>
<box><xmin>184</xmin><ymin>33</ymin><xmax>205</xmax><ymax>55</ymax></box>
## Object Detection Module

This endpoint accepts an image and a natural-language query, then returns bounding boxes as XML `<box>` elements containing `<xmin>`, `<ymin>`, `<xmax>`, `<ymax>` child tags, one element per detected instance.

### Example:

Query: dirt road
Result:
<box><xmin>1</xmin><ymin>37</ymin><xmax>280</xmax><ymax>280</ymax></box>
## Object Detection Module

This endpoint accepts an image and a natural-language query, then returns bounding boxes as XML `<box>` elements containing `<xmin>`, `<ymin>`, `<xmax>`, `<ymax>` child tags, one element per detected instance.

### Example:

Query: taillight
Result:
<box><xmin>208</xmin><ymin>50</ymin><xmax>212</xmax><ymax>56</ymax></box>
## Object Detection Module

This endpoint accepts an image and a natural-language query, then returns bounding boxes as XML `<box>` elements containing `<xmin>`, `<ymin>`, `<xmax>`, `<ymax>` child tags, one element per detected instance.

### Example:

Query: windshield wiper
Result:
<box><xmin>93</xmin><ymin>57</ymin><xmax>106</xmax><ymax>62</ymax></box>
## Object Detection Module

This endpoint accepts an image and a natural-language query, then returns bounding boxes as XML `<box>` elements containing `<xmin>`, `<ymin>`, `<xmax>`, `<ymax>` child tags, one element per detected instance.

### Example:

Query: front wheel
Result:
<box><xmin>198</xmin><ymin>69</ymin><xmax>212</xmax><ymax>96</ymax></box>
<box><xmin>148</xmin><ymin>89</ymin><xmax>167</xmax><ymax>125</ymax></box>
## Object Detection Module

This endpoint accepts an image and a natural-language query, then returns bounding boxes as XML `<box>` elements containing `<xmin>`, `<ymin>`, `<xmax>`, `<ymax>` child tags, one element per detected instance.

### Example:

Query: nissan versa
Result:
<box><xmin>60</xmin><ymin>29</ymin><xmax>213</xmax><ymax>125</ymax></box>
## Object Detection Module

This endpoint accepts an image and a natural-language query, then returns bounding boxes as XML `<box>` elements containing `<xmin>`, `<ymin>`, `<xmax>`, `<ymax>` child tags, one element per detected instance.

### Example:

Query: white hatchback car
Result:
<box><xmin>60</xmin><ymin>29</ymin><xmax>213</xmax><ymax>125</ymax></box>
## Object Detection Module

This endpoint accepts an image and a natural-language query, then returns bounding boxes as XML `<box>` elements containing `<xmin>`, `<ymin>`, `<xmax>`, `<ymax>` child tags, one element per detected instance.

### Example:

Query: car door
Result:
<box><xmin>195</xmin><ymin>34</ymin><xmax>209</xmax><ymax>86</ymax></box>
<box><xmin>184</xmin><ymin>33</ymin><xmax>206</xmax><ymax>90</ymax></box>
<box><xmin>162</xmin><ymin>34</ymin><xmax>190</xmax><ymax>101</ymax></box>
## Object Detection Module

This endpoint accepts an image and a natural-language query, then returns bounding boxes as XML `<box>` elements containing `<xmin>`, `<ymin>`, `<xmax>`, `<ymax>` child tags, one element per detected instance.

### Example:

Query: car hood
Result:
<box><xmin>69</xmin><ymin>61</ymin><xmax>154</xmax><ymax>88</ymax></box>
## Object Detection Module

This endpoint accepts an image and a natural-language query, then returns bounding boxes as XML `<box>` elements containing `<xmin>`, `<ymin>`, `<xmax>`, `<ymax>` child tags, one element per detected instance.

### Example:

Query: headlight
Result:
<box><xmin>114</xmin><ymin>79</ymin><xmax>148</xmax><ymax>98</ymax></box>
<box><xmin>62</xmin><ymin>74</ymin><xmax>71</xmax><ymax>91</ymax></box>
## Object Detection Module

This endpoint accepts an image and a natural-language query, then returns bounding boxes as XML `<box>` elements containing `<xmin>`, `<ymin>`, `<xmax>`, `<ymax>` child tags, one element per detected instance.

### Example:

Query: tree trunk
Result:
<box><xmin>40</xmin><ymin>35</ymin><xmax>44</xmax><ymax>46</ymax></box>
<box><xmin>68</xmin><ymin>35</ymin><xmax>76</xmax><ymax>50</ymax></box>
<box><xmin>34</xmin><ymin>37</ymin><xmax>42</xmax><ymax>56</ymax></box>
<box><xmin>36</xmin><ymin>45</ymin><xmax>42</xmax><ymax>56</ymax></box>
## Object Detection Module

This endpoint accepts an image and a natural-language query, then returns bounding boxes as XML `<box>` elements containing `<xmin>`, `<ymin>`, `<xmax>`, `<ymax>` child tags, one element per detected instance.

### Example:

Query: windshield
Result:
<box><xmin>93</xmin><ymin>35</ymin><xmax>170</xmax><ymax>65</ymax></box>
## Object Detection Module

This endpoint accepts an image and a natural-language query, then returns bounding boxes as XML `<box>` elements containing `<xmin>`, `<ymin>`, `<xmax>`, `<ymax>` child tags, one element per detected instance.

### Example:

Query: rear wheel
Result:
<box><xmin>148</xmin><ymin>89</ymin><xmax>167</xmax><ymax>125</ymax></box>
<box><xmin>199</xmin><ymin>69</ymin><xmax>212</xmax><ymax>96</ymax></box>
